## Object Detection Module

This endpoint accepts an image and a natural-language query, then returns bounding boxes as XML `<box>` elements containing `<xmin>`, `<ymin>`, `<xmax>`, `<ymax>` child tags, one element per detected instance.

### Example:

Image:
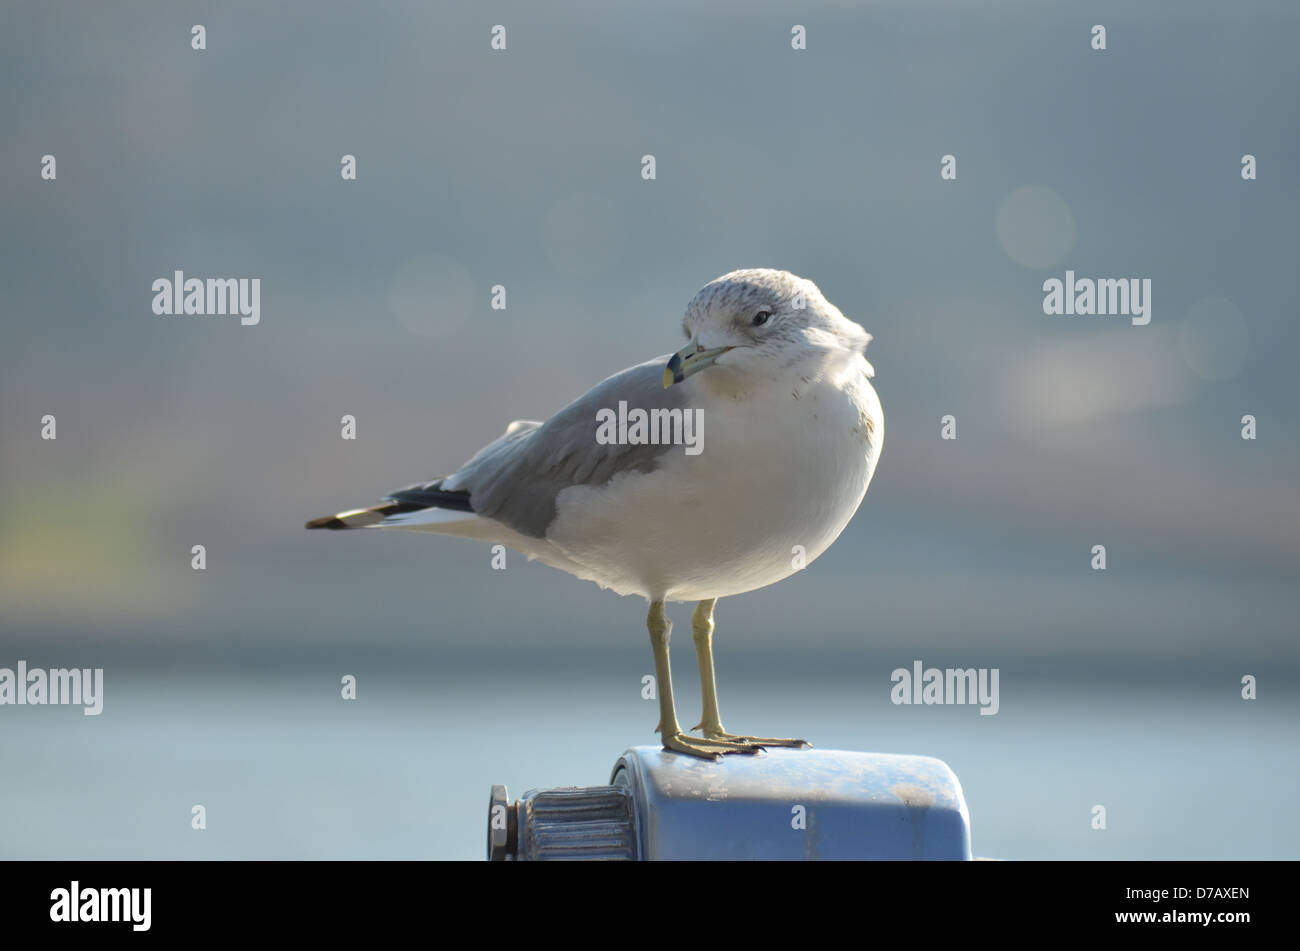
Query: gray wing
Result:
<box><xmin>434</xmin><ymin>356</ymin><xmax>690</xmax><ymax>537</ymax></box>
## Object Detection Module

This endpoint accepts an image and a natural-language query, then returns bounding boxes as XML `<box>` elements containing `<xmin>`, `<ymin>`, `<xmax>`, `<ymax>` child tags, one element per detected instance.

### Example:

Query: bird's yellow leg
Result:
<box><xmin>648</xmin><ymin>600</ymin><xmax>761</xmax><ymax>759</ymax></box>
<box><xmin>690</xmin><ymin>599</ymin><xmax>727</xmax><ymax>736</ymax></box>
<box><xmin>690</xmin><ymin>599</ymin><xmax>811</xmax><ymax>750</ymax></box>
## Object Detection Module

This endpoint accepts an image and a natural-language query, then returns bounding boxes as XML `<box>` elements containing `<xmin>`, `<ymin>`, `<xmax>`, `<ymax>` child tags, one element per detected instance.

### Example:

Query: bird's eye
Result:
<box><xmin>752</xmin><ymin>310</ymin><xmax>771</xmax><ymax>327</ymax></box>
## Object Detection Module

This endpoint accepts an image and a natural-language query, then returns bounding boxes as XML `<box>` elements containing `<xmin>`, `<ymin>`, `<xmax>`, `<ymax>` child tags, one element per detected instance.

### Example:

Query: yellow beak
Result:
<box><xmin>663</xmin><ymin>342</ymin><xmax>731</xmax><ymax>388</ymax></box>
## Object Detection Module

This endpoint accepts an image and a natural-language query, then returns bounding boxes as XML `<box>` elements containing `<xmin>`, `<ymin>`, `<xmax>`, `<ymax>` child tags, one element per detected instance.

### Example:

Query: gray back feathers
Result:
<box><xmin>440</xmin><ymin>357</ymin><xmax>691</xmax><ymax>537</ymax></box>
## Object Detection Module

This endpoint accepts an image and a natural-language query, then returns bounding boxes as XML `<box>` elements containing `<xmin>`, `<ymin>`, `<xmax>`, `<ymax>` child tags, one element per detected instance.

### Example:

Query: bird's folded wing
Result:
<box><xmin>435</xmin><ymin>356</ymin><xmax>687</xmax><ymax>538</ymax></box>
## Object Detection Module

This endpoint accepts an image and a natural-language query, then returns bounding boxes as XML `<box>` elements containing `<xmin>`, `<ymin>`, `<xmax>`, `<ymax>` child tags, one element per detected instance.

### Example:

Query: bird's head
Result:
<box><xmin>663</xmin><ymin>268</ymin><xmax>873</xmax><ymax>389</ymax></box>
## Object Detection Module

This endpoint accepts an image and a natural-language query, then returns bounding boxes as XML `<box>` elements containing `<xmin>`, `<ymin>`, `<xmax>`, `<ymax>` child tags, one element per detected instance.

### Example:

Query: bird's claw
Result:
<box><xmin>662</xmin><ymin>731</ymin><xmax>763</xmax><ymax>759</ymax></box>
<box><xmin>702</xmin><ymin>730</ymin><xmax>811</xmax><ymax>749</ymax></box>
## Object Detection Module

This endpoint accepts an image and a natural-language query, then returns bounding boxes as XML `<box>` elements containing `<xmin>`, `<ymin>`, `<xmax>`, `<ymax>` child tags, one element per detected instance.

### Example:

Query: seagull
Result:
<box><xmin>306</xmin><ymin>268</ymin><xmax>883</xmax><ymax>759</ymax></box>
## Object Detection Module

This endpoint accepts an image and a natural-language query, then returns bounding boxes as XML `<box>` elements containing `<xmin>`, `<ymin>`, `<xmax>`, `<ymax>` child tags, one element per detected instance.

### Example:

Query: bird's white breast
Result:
<box><xmin>545</xmin><ymin>357</ymin><xmax>882</xmax><ymax>601</ymax></box>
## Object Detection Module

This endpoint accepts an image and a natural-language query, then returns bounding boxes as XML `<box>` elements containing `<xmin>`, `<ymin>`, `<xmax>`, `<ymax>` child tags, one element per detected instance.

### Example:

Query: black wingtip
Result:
<box><xmin>305</xmin><ymin>481</ymin><xmax>473</xmax><ymax>531</ymax></box>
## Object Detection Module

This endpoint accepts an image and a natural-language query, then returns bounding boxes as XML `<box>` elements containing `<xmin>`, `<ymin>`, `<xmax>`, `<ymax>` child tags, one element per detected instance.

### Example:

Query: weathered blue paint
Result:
<box><xmin>610</xmin><ymin>746</ymin><xmax>971</xmax><ymax>861</ymax></box>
